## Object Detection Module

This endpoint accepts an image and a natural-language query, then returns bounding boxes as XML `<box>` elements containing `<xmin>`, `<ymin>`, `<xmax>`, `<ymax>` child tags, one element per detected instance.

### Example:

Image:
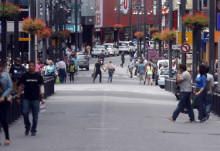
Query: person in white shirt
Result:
<box><xmin>57</xmin><ymin>60</ymin><xmax>66</xmax><ymax>83</ymax></box>
<box><xmin>128</xmin><ymin>58</ymin><xmax>134</xmax><ymax>78</ymax></box>
<box><xmin>205</xmin><ymin>65</ymin><xmax>214</xmax><ymax>120</ymax></box>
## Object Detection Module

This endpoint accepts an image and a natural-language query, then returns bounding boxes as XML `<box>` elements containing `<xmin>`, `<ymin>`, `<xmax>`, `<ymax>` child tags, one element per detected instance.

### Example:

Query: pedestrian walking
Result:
<box><xmin>69</xmin><ymin>60</ymin><xmax>75</xmax><ymax>82</ymax></box>
<box><xmin>45</xmin><ymin>60</ymin><xmax>56</xmax><ymax>76</ymax></box>
<box><xmin>17</xmin><ymin>61</ymin><xmax>45</xmax><ymax>136</ymax></box>
<box><xmin>0</xmin><ymin>62</ymin><xmax>13</xmax><ymax>145</ymax></box>
<box><xmin>93</xmin><ymin>60</ymin><xmax>104</xmax><ymax>83</ymax></box>
<box><xmin>137</xmin><ymin>60</ymin><xmax>146</xmax><ymax>84</ymax></box>
<box><xmin>194</xmin><ymin>64</ymin><xmax>207</xmax><ymax>122</ymax></box>
<box><xmin>128</xmin><ymin>58</ymin><xmax>134</xmax><ymax>78</ymax></box>
<box><xmin>73</xmin><ymin>55</ymin><xmax>79</xmax><ymax>75</ymax></box>
<box><xmin>105</xmin><ymin>60</ymin><xmax>115</xmax><ymax>83</ymax></box>
<box><xmin>120</xmin><ymin>52</ymin><xmax>125</xmax><ymax>67</ymax></box>
<box><xmin>204</xmin><ymin>65</ymin><xmax>214</xmax><ymax>120</ymax></box>
<box><xmin>9</xmin><ymin>57</ymin><xmax>26</xmax><ymax>83</ymax></box>
<box><xmin>168</xmin><ymin>64</ymin><xmax>195</xmax><ymax>122</ymax></box>
<box><xmin>57</xmin><ymin>59</ymin><xmax>66</xmax><ymax>83</ymax></box>
<box><xmin>145</xmin><ymin>62</ymin><xmax>153</xmax><ymax>85</ymax></box>
<box><xmin>35</xmin><ymin>59</ymin><xmax>43</xmax><ymax>75</ymax></box>
<box><xmin>86</xmin><ymin>45</ymin><xmax>91</xmax><ymax>55</ymax></box>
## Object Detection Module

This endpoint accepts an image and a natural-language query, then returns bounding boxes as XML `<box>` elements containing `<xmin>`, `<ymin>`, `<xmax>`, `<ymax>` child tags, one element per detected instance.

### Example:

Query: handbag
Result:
<box><xmin>40</xmin><ymin>102</ymin><xmax>46</xmax><ymax>113</ymax></box>
<box><xmin>56</xmin><ymin>76</ymin><xmax>60</xmax><ymax>84</ymax></box>
<box><xmin>92</xmin><ymin>73</ymin><xmax>95</xmax><ymax>78</ymax></box>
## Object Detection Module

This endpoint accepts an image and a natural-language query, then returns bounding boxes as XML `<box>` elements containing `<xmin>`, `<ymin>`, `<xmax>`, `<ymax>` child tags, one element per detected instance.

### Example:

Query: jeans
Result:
<box><xmin>194</xmin><ymin>89</ymin><xmax>207</xmax><ymax>121</ymax></box>
<box><xmin>120</xmin><ymin>60</ymin><xmax>125</xmax><ymax>67</ymax></box>
<box><xmin>205</xmin><ymin>93</ymin><xmax>212</xmax><ymax>112</ymax></box>
<box><xmin>108</xmin><ymin>72</ymin><xmax>113</xmax><ymax>82</ymax></box>
<box><xmin>172</xmin><ymin>92</ymin><xmax>195</xmax><ymax>121</ymax></box>
<box><xmin>59</xmin><ymin>69</ymin><xmax>65</xmax><ymax>83</ymax></box>
<box><xmin>22</xmin><ymin>99</ymin><xmax>40</xmax><ymax>133</ymax></box>
<box><xmin>93</xmin><ymin>71</ymin><xmax>102</xmax><ymax>83</ymax></box>
<box><xmin>0</xmin><ymin>100</ymin><xmax>10</xmax><ymax>140</ymax></box>
<box><xmin>70</xmin><ymin>72</ymin><xmax>74</xmax><ymax>82</ymax></box>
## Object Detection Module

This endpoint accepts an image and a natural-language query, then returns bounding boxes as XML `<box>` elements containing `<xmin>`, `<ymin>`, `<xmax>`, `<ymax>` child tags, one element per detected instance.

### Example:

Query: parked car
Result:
<box><xmin>91</xmin><ymin>45</ymin><xmax>109</xmax><ymax>57</ymax></box>
<box><xmin>119</xmin><ymin>41</ymin><xmax>136</xmax><ymax>53</ymax></box>
<box><xmin>78</xmin><ymin>54</ymin><xmax>89</xmax><ymax>71</ymax></box>
<box><xmin>158</xmin><ymin>67</ymin><xmax>169</xmax><ymax>88</ymax></box>
<box><xmin>103</xmin><ymin>43</ymin><xmax>119</xmax><ymax>56</ymax></box>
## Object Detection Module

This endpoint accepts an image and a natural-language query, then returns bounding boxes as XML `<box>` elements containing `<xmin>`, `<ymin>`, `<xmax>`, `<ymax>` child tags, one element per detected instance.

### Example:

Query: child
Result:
<box><xmin>69</xmin><ymin>60</ymin><xmax>75</xmax><ymax>82</ymax></box>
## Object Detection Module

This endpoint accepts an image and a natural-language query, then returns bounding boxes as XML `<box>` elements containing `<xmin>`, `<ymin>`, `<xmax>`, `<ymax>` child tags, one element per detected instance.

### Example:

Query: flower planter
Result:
<box><xmin>160</xmin><ymin>28</ymin><xmax>176</xmax><ymax>42</ymax></box>
<box><xmin>22</xmin><ymin>17</ymin><xmax>46</xmax><ymax>35</ymax></box>
<box><xmin>152</xmin><ymin>32</ymin><xmax>161</xmax><ymax>41</ymax></box>
<box><xmin>62</xmin><ymin>29</ymin><xmax>71</xmax><ymax>39</ymax></box>
<box><xmin>134</xmin><ymin>32</ymin><xmax>144</xmax><ymax>39</ymax></box>
<box><xmin>182</xmin><ymin>12</ymin><xmax>209</xmax><ymax>30</ymax></box>
<box><xmin>150</xmin><ymin>27</ymin><xmax>159</xmax><ymax>33</ymax></box>
<box><xmin>52</xmin><ymin>31</ymin><xmax>65</xmax><ymax>39</ymax></box>
<box><xmin>113</xmin><ymin>24</ymin><xmax>124</xmax><ymax>31</ymax></box>
<box><xmin>0</xmin><ymin>2</ymin><xmax>21</xmax><ymax>18</ymax></box>
<box><xmin>37</xmin><ymin>28</ymin><xmax>53</xmax><ymax>39</ymax></box>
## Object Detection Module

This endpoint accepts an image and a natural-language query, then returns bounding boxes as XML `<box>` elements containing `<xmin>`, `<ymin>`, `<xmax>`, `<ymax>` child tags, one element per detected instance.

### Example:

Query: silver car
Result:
<box><xmin>78</xmin><ymin>55</ymin><xmax>89</xmax><ymax>71</ymax></box>
<box><xmin>103</xmin><ymin>43</ymin><xmax>119</xmax><ymax>56</ymax></box>
<box><xmin>158</xmin><ymin>68</ymin><xmax>169</xmax><ymax>89</ymax></box>
<box><xmin>91</xmin><ymin>45</ymin><xmax>109</xmax><ymax>57</ymax></box>
<box><xmin>119</xmin><ymin>41</ymin><xmax>136</xmax><ymax>53</ymax></box>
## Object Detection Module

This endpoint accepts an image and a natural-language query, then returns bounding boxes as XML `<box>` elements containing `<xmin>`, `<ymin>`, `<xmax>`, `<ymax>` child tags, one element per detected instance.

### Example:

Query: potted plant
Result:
<box><xmin>182</xmin><ymin>12</ymin><xmax>209</xmax><ymax>30</ymax></box>
<box><xmin>62</xmin><ymin>29</ymin><xmax>71</xmax><ymax>39</ymax></box>
<box><xmin>152</xmin><ymin>32</ymin><xmax>161</xmax><ymax>41</ymax></box>
<box><xmin>149</xmin><ymin>27</ymin><xmax>159</xmax><ymax>33</ymax></box>
<box><xmin>160</xmin><ymin>28</ymin><xmax>176</xmax><ymax>42</ymax></box>
<box><xmin>52</xmin><ymin>31</ymin><xmax>65</xmax><ymax>39</ymax></box>
<box><xmin>134</xmin><ymin>31</ymin><xmax>144</xmax><ymax>39</ymax></box>
<box><xmin>22</xmin><ymin>17</ymin><xmax>46</xmax><ymax>35</ymax></box>
<box><xmin>37</xmin><ymin>27</ymin><xmax>53</xmax><ymax>39</ymax></box>
<box><xmin>0</xmin><ymin>1</ymin><xmax>21</xmax><ymax>18</ymax></box>
<box><xmin>113</xmin><ymin>24</ymin><xmax>124</xmax><ymax>30</ymax></box>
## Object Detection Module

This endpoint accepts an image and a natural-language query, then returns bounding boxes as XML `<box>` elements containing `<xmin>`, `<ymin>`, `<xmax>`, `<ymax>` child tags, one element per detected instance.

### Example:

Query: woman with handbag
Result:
<box><xmin>0</xmin><ymin>62</ymin><xmax>13</xmax><ymax>145</ymax></box>
<box><xmin>194</xmin><ymin>64</ymin><xmax>207</xmax><ymax>122</ymax></box>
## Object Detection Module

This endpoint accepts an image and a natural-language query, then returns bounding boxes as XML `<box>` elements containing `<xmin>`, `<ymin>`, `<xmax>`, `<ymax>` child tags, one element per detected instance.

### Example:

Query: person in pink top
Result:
<box><xmin>35</xmin><ymin>59</ymin><xmax>43</xmax><ymax>75</ymax></box>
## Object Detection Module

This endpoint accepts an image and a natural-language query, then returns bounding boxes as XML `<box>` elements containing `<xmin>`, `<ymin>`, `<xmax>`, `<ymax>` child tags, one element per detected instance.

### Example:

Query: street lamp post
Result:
<box><xmin>168</xmin><ymin>0</ymin><xmax>173</xmax><ymax>78</ymax></box>
<box><xmin>1</xmin><ymin>0</ymin><xmax>7</xmax><ymax>61</ymax></box>
<box><xmin>117</xmin><ymin>0</ymin><xmax>120</xmax><ymax>47</ymax></box>
<box><xmin>30</xmin><ymin>0</ymin><xmax>36</xmax><ymax>61</ymax></box>
<box><xmin>58</xmin><ymin>0</ymin><xmax>63</xmax><ymax>60</ymax></box>
<box><xmin>55</xmin><ymin>0</ymin><xmax>59</xmax><ymax>61</ymax></box>
<box><xmin>158</xmin><ymin>0</ymin><xmax>162</xmax><ymax>58</ymax></box>
<box><xmin>14</xmin><ymin>0</ymin><xmax>19</xmax><ymax>59</ymax></box>
<box><xmin>143</xmin><ymin>0</ymin><xmax>146</xmax><ymax>58</ymax></box>
<box><xmin>48</xmin><ymin>0</ymin><xmax>53</xmax><ymax>61</ymax></box>
<box><xmin>75</xmin><ymin>0</ymin><xmax>78</xmax><ymax>52</ymax></box>
<box><xmin>129</xmin><ymin>0</ymin><xmax>133</xmax><ymax>40</ymax></box>
<box><xmin>181</xmin><ymin>0</ymin><xmax>186</xmax><ymax>64</ymax></box>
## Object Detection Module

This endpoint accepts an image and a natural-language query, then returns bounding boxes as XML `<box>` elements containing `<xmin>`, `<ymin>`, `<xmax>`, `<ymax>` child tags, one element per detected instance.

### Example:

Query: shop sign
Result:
<box><xmin>121</xmin><ymin>0</ymin><xmax>129</xmax><ymax>15</ymax></box>
<box><xmin>95</xmin><ymin>0</ymin><xmax>103</xmax><ymax>28</ymax></box>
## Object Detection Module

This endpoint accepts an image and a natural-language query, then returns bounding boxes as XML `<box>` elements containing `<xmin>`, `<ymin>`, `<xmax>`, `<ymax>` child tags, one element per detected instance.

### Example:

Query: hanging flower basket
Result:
<box><xmin>52</xmin><ymin>31</ymin><xmax>65</xmax><ymax>39</ymax></box>
<box><xmin>182</xmin><ymin>12</ymin><xmax>209</xmax><ymax>30</ymax></box>
<box><xmin>0</xmin><ymin>1</ymin><xmax>21</xmax><ymax>18</ymax></box>
<box><xmin>22</xmin><ymin>17</ymin><xmax>46</xmax><ymax>35</ymax></box>
<box><xmin>113</xmin><ymin>24</ymin><xmax>124</xmax><ymax>30</ymax></box>
<box><xmin>37</xmin><ymin>28</ymin><xmax>53</xmax><ymax>39</ymax></box>
<box><xmin>152</xmin><ymin>32</ymin><xmax>161</xmax><ymax>41</ymax></box>
<box><xmin>62</xmin><ymin>29</ymin><xmax>71</xmax><ymax>39</ymax></box>
<box><xmin>160</xmin><ymin>28</ymin><xmax>176</xmax><ymax>42</ymax></box>
<box><xmin>134</xmin><ymin>31</ymin><xmax>144</xmax><ymax>39</ymax></box>
<box><xmin>149</xmin><ymin>27</ymin><xmax>159</xmax><ymax>33</ymax></box>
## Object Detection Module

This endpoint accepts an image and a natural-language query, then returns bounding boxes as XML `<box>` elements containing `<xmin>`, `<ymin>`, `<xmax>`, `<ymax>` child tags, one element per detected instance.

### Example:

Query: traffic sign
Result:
<box><xmin>181</xmin><ymin>43</ymin><xmax>191</xmax><ymax>53</ymax></box>
<box><xmin>19</xmin><ymin>38</ymin><xmax>31</xmax><ymax>41</ymax></box>
<box><xmin>172</xmin><ymin>45</ymin><xmax>181</xmax><ymax>50</ymax></box>
<box><xmin>164</xmin><ymin>44</ymin><xmax>168</xmax><ymax>50</ymax></box>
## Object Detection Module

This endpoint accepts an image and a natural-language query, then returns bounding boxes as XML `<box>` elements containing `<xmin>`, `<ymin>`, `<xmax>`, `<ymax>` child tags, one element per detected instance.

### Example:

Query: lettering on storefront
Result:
<box><xmin>121</xmin><ymin>0</ymin><xmax>129</xmax><ymax>15</ymax></box>
<box><xmin>95</xmin><ymin>0</ymin><xmax>103</xmax><ymax>28</ymax></box>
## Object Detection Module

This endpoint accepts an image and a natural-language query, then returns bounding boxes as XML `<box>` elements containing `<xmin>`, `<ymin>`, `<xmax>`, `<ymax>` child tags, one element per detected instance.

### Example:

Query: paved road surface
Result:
<box><xmin>1</xmin><ymin>55</ymin><xmax>220</xmax><ymax>151</ymax></box>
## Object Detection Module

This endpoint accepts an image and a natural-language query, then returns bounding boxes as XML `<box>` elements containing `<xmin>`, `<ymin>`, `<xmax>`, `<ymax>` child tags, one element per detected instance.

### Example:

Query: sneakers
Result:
<box><xmin>168</xmin><ymin>117</ymin><xmax>175</xmax><ymax>122</ymax></box>
<box><xmin>31</xmin><ymin>132</ymin><xmax>36</xmax><ymax>136</ymax></box>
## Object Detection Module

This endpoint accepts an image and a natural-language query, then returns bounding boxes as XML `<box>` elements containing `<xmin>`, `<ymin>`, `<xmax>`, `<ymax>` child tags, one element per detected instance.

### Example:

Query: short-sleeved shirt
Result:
<box><xmin>207</xmin><ymin>73</ymin><xmax>214</xmax><ymax>94</ymax></box>
<box><xmin>20</xmin><ymin>72</ymin><xmax>44</xmax><ymax>100</ymax></box>
<box><xmin>95</xmin><ymin>63</ymin><xmax>101</xmax><ymax>73</ymax></box>
<box><xmin>179</xmin><ymin>71</ymin><xmax>192</xmax><ymax>92</ymax></box>
<box><xmin>138</xmin><ymin>64</ymin><xmax>146</xmax><ymax>74</ymax></box>
<box><xmin>196</xmin><ymin>75</ymin><xmax>207</xmax><ymax>89</ymax></box>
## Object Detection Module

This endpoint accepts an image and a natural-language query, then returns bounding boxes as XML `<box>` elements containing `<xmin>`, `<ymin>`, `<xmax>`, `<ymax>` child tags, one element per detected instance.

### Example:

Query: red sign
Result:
<box><xmin>164</xmin><ymin>44</ymin><xmax>168</xmax><ymax>50</ymax></box>
<box><xmin>181</xmin><ymin>43</ymin><xmax>191</xmax><ymax>53</ymax></box>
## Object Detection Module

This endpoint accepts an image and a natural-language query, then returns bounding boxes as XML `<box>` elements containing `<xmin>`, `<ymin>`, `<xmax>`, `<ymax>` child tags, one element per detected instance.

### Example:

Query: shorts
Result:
<box><xmin>147</xmin><ymin>74</ymin><xmax>152</xmax><ymax>79</ymax></box>
<box><xmin>139</xmin><ymin>74</ymin><xmax>144</xmax><ymax>80</ymax></box>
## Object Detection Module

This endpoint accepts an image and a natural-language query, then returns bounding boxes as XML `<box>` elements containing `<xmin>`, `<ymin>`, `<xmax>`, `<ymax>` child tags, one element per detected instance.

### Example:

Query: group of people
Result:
<box><xmin>127</xmin><ymin>52</ymin><xmax>157</xmax><ymax>85</ymax></box>
<box><xmin>0</xmin><ymin>59</ymin><xmax>44</xmax><ymax>145</ymax></box>
<box><xmin>168</xmin><ymin>63</ymin><xmax>214</xmax><ymax>123</ymax></box>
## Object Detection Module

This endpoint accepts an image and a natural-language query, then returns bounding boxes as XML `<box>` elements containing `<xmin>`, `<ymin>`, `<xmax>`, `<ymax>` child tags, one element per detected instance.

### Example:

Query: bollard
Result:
<box><xmin>217</xmin><ymin>93</ymin><xmax>220</xmax><ymax>116</ymax></box>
